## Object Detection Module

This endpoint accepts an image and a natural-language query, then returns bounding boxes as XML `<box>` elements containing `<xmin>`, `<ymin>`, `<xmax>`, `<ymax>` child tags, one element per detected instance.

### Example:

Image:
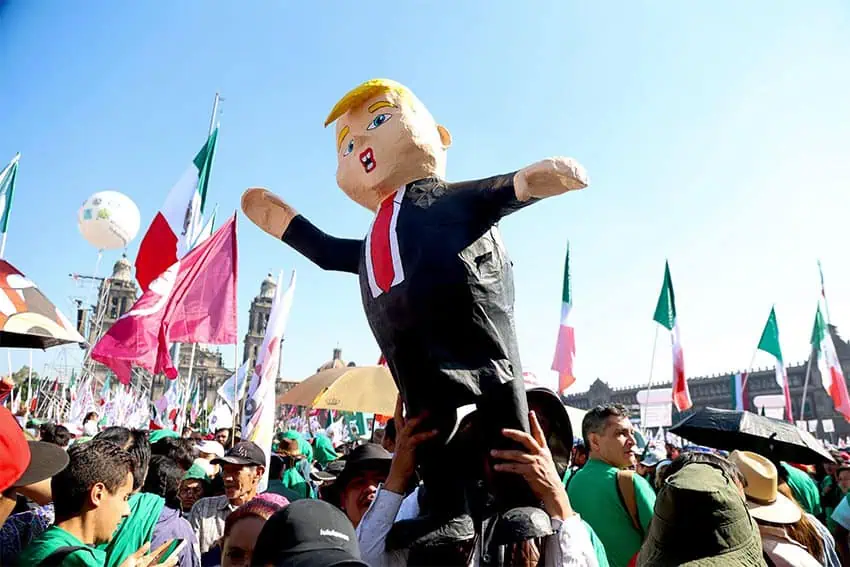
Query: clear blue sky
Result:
<box><xmin>1</xmin><ymin>1</ymin><xmax>849</xmax><ymax>393</ymax></box>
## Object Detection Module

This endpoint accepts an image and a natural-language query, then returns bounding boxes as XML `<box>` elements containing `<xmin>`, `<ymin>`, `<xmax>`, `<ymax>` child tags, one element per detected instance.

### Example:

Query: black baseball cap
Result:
<box><xmin>14</xmin><ymin>441</ymin><xmax>70</xmax><ymax>488</ymax></box>
<box><xmin>211</xmin><ymin>440</ymin><xmax>266</xmax><ymax>467</ymax></box>
<box><xmin>252</xmin><ymin>499</ymin><xmax>367</xmax><ymax>566</ymax></box>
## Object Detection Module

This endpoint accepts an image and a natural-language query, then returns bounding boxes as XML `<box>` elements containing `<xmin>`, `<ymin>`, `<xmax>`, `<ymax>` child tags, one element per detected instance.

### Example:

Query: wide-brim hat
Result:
<box><xmin>525</xmin><ymin>387</ymin><xmax>574</xmax><ymax>473</ymax></box>
<box><xmin>333</xmin><ymin>443</ymin><xmax>391</xmax><ymax>491</ymax></box>
<box><xmin>637</xmin><ymin>463</ymin><xmax>765</xmax><ymax>566</ymax></box>
<box><xmin>729</xmin><ymin>450</ymin><xmax>801</xmax><ymax>525</ymax></box>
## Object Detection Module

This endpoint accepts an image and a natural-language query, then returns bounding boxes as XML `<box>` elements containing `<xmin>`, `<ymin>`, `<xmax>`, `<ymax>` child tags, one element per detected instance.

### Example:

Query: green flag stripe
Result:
<box><xmin>757</xmin><ymin>307</ymin><xmax>783</xmax><ymax>361</ymax></box>
<box><xmin>193</xmin><ymin>128</ymin><xmax>219</xmax><ymax>214</ymax></box>
<box><xmin>652</xmin><ymin>261</ymin><xmax>676</xmax><ymax>331</ymax></box>
<box><xmin>561</xmin><ymin>242</ymin><xmax>571</xmax><ymax>305</ymax></box>
<box><xmin>0</xmin><ymin>160</ymin><xmax>18</xmax><ymax>234</ymax></box>
<box><xmin>810</xmin><ymin>305</ymin><xmax>826</xmax><ymax>347</ymax></box>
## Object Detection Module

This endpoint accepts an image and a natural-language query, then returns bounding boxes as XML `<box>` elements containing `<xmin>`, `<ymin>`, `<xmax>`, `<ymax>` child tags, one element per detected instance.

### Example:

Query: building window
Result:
<box><xmin>110</xmin><ymin>297</ymin><xmax>119</xmax><ymax>319</ymax></box>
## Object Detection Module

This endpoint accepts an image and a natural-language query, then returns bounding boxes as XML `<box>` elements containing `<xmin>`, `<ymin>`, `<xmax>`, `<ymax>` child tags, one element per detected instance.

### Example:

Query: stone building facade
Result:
<box><xmin>244</xmin><ymin>274</ymin><xmax>276</xmax><ymax>372</ymax></box>
<box><xmin>563</xmin><ymin>326</ymin><xmax>850</xmax><ymax>438</ymax></box>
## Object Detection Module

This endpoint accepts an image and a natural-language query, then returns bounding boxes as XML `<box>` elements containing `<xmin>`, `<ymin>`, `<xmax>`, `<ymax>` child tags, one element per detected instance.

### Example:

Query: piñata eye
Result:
<box><xmin>367</xmin><ymin>113</ymin><xmax>392</xmax><ymax>130</ymax></box>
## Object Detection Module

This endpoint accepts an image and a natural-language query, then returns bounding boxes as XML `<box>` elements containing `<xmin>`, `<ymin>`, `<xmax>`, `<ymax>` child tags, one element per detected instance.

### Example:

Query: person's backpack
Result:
<box><xmin>615</xmin><ymin>470</ymin><xmax>644</xmax><ymax>538</ymax></box>
<box><xmin>38</xmin><ymin>545</ymin><xmax>92</xmax><ymax>566</ymax></box>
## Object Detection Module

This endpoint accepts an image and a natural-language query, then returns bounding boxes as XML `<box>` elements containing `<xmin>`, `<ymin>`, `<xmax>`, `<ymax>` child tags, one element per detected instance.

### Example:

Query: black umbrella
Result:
<box><xmin>669</xmin><ymin>406</ymin><xmax>834</xmax><ymax>465</ymax></box>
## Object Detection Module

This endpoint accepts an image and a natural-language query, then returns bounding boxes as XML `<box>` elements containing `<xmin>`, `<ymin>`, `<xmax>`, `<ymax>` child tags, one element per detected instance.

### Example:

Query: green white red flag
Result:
<box><xmin>653</xmin><ymin>261</ymin><xmax>692</xmax><ymax>411</ymax></box>
<box><xmin>551</xmin><ymin>243</ymin><xmax>576</xmax><ymax>393</ymax></box>
<box><xmin>811</xmin><ymin>305</ymin><xmax>850</xmax><ymax>421</ymax></box>
<box><xmin>135</xmin><ymin>128</ymin><xmax>219</xmax><ymax>292</ymax></box>
<box><xmin>757</xmin><ymin>307</ymin><xmax>792</xmax><ymax>422</ymax></box>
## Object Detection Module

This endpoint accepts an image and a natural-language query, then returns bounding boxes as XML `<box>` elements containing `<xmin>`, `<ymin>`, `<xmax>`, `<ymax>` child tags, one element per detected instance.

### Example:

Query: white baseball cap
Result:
<box><xmin>196</xmin><ymin>440</ymin><xmax>225</xmax><ymax>459</ymax></box>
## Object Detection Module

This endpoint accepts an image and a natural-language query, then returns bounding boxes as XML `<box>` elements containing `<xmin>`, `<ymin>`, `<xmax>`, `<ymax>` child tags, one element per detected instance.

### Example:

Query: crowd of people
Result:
<box><xmin>2</xmin><ymin>395</ymin><xmax>850</xmax><ymax>566</ymax></box>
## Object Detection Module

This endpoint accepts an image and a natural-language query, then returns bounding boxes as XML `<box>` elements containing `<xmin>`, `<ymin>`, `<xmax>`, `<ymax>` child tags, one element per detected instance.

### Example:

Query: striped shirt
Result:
<box><xmin>187</xmin><ymin>495</ymin><xmax>237</xmax><ymax>555</ymax></box>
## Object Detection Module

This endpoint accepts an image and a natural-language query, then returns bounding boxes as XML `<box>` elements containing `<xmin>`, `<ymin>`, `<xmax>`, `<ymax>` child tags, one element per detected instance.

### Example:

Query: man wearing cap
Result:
<box><xmin>356</xmin><ymin>393</ymin><xmax>601</xmax><ymax>566</ymax></box>
<box><xmin>0</xmin><ymin>406</ymin><xmax>70</xmax><ymax>563</ymax></box>
<box><xmin>194</xmin><ymin>440</ymin><xmax>225</xmax><ymax>478</ymax></box>
<box><xmin>333</xmin><ymin>443</ymin><xmax>394</xmax><ymax>528</ymax></box>
<box><xmin>187</xmin><ymin>440</ymin><xmax>266</xmax><ymax>556</ymax></box>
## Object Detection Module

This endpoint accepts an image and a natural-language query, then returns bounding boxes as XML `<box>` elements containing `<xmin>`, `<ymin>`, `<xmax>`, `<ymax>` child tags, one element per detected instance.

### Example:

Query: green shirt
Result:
<box><xmin>567</xmin><ymin>458</ymin><xmax>656</xmax><ymax>567</ymax></box>
<box><xmin>18</xmin><ymin>525</ymin><xmax>105</xmax><ymax>567</ymax></box>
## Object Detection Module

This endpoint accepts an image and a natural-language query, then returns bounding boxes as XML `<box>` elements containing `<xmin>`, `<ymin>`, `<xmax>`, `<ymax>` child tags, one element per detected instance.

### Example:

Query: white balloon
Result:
<box><xmin>78</xmin><ymin>191</ymin><xmax>141</xmax><ymax>250</ymax></box>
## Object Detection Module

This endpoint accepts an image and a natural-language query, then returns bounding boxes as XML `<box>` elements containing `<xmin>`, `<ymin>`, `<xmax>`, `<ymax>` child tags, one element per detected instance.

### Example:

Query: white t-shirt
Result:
<box><xmin>83</xmin><ymin>420</ymin><xmax>99</xmax><ymax>437</ymax></box>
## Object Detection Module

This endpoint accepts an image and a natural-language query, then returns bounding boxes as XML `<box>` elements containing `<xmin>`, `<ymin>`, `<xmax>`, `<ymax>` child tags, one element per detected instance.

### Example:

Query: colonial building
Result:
<box><xmin>244</xmin><ymin>274</ymin><xmax>276</xmax><ymax>371</ymax></box>
<box><xmin>563</xmin><ymin>326</ymin><xmax>850</xmax><ymax>437</ymax></box>
<box><xmin>89</xmin><ymin>255</ymin><xmax>137</xmax><ymax>344</ymax></box>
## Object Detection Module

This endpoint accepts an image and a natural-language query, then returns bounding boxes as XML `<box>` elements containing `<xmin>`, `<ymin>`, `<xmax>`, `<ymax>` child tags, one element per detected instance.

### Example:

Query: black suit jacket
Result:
<box><xmin>282</xmin><ymin>173</ymin><xmax>535</xmax><ymax>414</ymax></box>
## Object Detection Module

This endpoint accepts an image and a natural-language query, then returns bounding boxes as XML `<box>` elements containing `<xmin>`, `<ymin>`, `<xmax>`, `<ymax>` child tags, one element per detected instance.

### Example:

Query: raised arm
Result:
<box><xmin>449</xmin><ymin>157</ymin><xmax>588</xmax><ymax>229</ymax></box>
<box><xmin>242</xmin><ymin>188</ymin><xmax>362</xmax><ymax>275</ymax></box>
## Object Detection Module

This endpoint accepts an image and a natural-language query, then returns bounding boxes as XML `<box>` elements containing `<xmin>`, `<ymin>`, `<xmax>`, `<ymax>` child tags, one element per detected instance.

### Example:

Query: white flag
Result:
<box><xmin>218</xmin><ymin>360</ymin><xmax>249</xmax><ymax>410</ymax></box>
<box><xmin>243</xmin><ymin>270</ymin><xmax>296</xmax><ymax>491</ymax></box>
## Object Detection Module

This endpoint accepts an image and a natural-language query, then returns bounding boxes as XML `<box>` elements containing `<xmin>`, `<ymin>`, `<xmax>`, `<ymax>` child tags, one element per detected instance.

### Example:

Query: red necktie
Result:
<box><xmin>370</xmin><ymin>194</ymin><xmax>396</xmax><ymax>293</ymax></box>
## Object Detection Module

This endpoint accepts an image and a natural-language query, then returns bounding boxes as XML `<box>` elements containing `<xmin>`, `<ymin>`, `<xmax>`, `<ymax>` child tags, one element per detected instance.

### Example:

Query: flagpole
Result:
<box><xmin>642</xmin><ymin>326</ymin><xmax>660</xmax><ymax>425</ymax></box>
<box><xmin>740</xmin><ymin>348</ymin><xmax>759</xmax><ymax>393</ymax></box>
<box><xmin>800</xmin><ymin>354</ymin><xmax>814</xmax><ymax>423</ymax></box>
<box><xmin>25</xmin><ymin>351</ymin><xmax>32</xmax><ymax>418</ymax></box>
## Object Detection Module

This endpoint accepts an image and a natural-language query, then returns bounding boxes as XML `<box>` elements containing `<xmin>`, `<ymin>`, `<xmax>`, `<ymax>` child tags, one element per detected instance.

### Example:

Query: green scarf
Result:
<box><xmin>313</xmin><ymin>434</ymin><xmax>338</xmax><ymax>467</ymax></box>
<box><xmin>98</xmin><ymin>492</ymin><xmax>165</xmax><ymax>567</ymax></box>
<box><xmin>781</xmin><ymin>463</ymin><xmax>822</xmax><ymax>517</ymax></box>
<box><xmin>282</xmin><ymin>430</ymin><xmax>313</xmax><ymax>462</ymax></box>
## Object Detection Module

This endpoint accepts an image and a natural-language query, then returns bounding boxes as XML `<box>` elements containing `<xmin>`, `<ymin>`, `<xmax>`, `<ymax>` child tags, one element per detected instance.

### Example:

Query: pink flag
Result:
<box><xmin>92</xmin><ymin>215</ymin><xmax>238</xmax><ymax>384</ymax></box>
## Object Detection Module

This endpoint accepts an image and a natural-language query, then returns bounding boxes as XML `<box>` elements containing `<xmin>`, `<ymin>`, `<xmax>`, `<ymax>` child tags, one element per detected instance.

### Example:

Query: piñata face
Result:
<box><xmin>334</xmin><ymin>89</ymin><xmax>450</xmax><ymax>211</ymax></box>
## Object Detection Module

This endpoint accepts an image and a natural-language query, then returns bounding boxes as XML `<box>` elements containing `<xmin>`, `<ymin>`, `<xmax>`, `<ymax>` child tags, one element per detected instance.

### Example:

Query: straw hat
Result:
<box><xmin>729</xmin><ymin>450</ymin><xmax>801</xmax><ymax>525</ymax></box>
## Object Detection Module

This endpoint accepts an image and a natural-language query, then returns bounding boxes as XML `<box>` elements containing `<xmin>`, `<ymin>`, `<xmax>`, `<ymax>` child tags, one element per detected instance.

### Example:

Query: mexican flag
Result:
<box><xmin>0</xmin><ymin>153</ymin><xmax>20</xmax><ymax>258</ymax></box>
<box><xmin>135</xmin><ymin>128</ymin><xmax>219</xmax><ymax>292</ymax></box>
<box><xmin>811</xmin><ymin>305</ymin><xmax>850</xmax><ymax>421</ymax></box>
<box><xmin>757</xmin><ymin>307</ymin><xmax>793</xmax><ymax>422</ymax></box>
<box><xmin>730</xmin><ymin>372</ymin><xmax>748</xmax><ymax>411</ymax></box>
<box><xmin>653</xmin><ymin>261</ymin><xmax>691</xmax><ymax>411</ymax></box>
<box><xmin>551</xmin><ymin>243</ymin><xmax>576</xmax><ymax>393</ymax></box>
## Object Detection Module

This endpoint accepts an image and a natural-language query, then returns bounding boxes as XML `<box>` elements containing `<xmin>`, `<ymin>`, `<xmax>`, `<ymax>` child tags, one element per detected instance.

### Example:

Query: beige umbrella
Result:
<box><xmin>279</xmin><ymin>365</ymin><xmax>398</xmax><ymax>416</ymax></box>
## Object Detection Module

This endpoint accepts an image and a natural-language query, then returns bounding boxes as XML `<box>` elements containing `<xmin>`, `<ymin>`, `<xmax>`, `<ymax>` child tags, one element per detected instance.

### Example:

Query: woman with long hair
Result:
<box><xmin>220</xmin><ymin>493</ymin><xmax>289</xmax><ymax>567</ymax></box>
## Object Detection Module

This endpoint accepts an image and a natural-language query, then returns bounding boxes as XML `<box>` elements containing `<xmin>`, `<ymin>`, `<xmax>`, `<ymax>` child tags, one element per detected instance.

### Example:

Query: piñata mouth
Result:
<box><xmin>359</xmin><ymin>148</ymin><xmax>376</xmax><ymax>173</ymax></box>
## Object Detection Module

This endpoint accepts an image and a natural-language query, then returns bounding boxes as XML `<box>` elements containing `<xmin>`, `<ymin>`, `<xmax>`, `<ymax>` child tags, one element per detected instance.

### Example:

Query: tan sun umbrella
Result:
<box><xmin>279</xmin><ymin>365</ymin><xmax>397</xmax><ymax>415</ymax></box>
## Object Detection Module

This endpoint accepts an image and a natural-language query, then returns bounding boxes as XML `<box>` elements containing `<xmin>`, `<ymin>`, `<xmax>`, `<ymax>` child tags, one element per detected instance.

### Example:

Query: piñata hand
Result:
<box><xmin>241</xmin><ymin>188</ymin><xmax>298</xmax><ymax>239</ymax></box>
<box><xmin>514</xmin><ymin>157</ymin><xmax>588</xmax><ymax>201</ymax></box>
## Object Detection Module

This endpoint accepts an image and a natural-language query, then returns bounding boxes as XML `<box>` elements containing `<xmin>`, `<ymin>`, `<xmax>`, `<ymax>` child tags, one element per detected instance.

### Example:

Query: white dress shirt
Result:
<box><xmin>356</xmin><ymin>485</ymin><xmax>598</xmax><ymax>567</ymax></box>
